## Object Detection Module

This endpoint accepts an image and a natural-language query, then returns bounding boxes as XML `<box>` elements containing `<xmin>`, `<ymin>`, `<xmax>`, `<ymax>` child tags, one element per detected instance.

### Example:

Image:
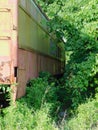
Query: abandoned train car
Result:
<box><xmin>0</xmin><ymin>0</ymin><xmax>64</xmax><ymax>99</ymax></box>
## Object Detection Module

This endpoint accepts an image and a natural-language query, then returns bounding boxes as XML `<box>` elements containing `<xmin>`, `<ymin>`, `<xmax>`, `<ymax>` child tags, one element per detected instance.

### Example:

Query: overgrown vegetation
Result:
<box><xmin>36</xmin><ymin>0</ymin><xmax>98</xmax><ymax>129</ymax></box>
<box><xmin>0</xmin><ymin>0</ymin><xmax>98</xmax><ymax>129</ymax></box>
<box><xmin>0</xmin><ymin>74</ymin><xmax>60</xmax><ymax>130</ymax></box>
<box><xmin>65</xmin><ymin>94</ymin><xmax>98</xmax><ymax>130</ymax></box>
<box><xmin>0</xmin><ymin>74</ymin><xmax>98</xmax><ymax>129</ymax></box>
<box><xmin>37</xmin><ymin>0</ymin><xmax>98</xmax><ymax>108</ymax></box>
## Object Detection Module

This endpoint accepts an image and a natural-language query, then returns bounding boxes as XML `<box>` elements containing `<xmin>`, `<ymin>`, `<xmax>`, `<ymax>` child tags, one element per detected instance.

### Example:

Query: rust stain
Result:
<box><xmin>0</xmin><ymin>60</ymin><xmax>13</xmax><ymax>84</ymax></box>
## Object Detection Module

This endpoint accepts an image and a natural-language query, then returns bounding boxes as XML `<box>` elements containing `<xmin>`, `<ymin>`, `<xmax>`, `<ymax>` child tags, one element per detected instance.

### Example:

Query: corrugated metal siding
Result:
<box><xmin>17</xmin><ymin>48</ymin><xmax>62</xmax><ymax>98</ymax></box>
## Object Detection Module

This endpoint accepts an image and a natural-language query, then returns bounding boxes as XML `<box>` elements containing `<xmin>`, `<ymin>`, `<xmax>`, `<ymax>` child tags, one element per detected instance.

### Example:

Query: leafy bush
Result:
<box><xmin>63</xmin><ymin>0</ymin><xmax>98</xmax><ymax>108</ymax></box>
<box><xmin>1</xmin><ymin>74</ymin><xmax>98</xmax><ymax>130</ymax></box>
<box><xmin>0</xmin><ymin>75</ymin><xmax>59</xmax><ymax>130</ymax></box>
<box><xmin>0</xmin><ymin>102</ymin><xmax>58</xmax><ymax>130</ymax></box>
<box><xmin>25</xmin><ymin>76</ymin><xmax>60</xmax><ymax>112</ymax></box>
<box><xmin>0</xmin><ymin>103</ymin><xmax>34</xmax><ymax>130</ymax></box>
<box><xmin>63</xmin><ymin>94</ymin><xmax>98</xmax><ymax>130</ymax></box>
<box><xmin>37</xmin><ymin>0</ymin><xmax>98</xmax><ymax>109</ymax></box>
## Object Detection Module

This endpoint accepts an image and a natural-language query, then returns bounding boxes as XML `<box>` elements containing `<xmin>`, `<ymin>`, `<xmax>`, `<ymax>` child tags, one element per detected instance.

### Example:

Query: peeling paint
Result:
<box><xmin>0</xmin><ymin>61</ymin><xmax>12</xmax><ymax>84</ymax></box>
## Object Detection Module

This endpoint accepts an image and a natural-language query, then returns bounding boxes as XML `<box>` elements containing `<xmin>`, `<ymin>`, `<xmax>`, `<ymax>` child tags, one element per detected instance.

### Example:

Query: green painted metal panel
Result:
<box><xmin>18</xmin><ymin>0</ymin><xmax>65</xmax><ymax>61</ymax></box>
<box><xmin>18</xmin><ymin>7</ymin><xmax>50</xmax><ymax>55</ymax></box>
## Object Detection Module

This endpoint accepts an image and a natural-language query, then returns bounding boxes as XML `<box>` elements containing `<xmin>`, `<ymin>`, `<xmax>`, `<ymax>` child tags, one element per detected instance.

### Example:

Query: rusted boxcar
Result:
<box><xmin>0</xmin><ymin>0</ymin><xmax>64</xmax><ymax>100</ymax></box>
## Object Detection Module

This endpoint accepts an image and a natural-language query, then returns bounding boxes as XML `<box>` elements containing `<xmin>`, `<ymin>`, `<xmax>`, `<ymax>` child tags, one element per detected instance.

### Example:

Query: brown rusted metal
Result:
<box><xmin>0</xmin><ymin>60</ymin><xmax>14</xmax><ymax>84</ymax></box>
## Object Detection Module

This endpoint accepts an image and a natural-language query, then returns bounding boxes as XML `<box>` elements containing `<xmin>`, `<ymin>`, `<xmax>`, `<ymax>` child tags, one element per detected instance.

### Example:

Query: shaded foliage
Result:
<box><xmin>36</xmin><ymin>0</ymin><xmax>98</xmax><ymax>108</ymax></box>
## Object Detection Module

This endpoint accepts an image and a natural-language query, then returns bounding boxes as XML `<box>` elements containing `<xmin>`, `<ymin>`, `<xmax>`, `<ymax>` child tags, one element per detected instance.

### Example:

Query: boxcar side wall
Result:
<box><xmin>0</xmin><ymin>0</ymin><xmax>64</xmax><ymax>99</ymax></box>
<box><xmin>17</xmin><ymin>0</ymin><xmax>64</xmax><ymax>98</ymax></box>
